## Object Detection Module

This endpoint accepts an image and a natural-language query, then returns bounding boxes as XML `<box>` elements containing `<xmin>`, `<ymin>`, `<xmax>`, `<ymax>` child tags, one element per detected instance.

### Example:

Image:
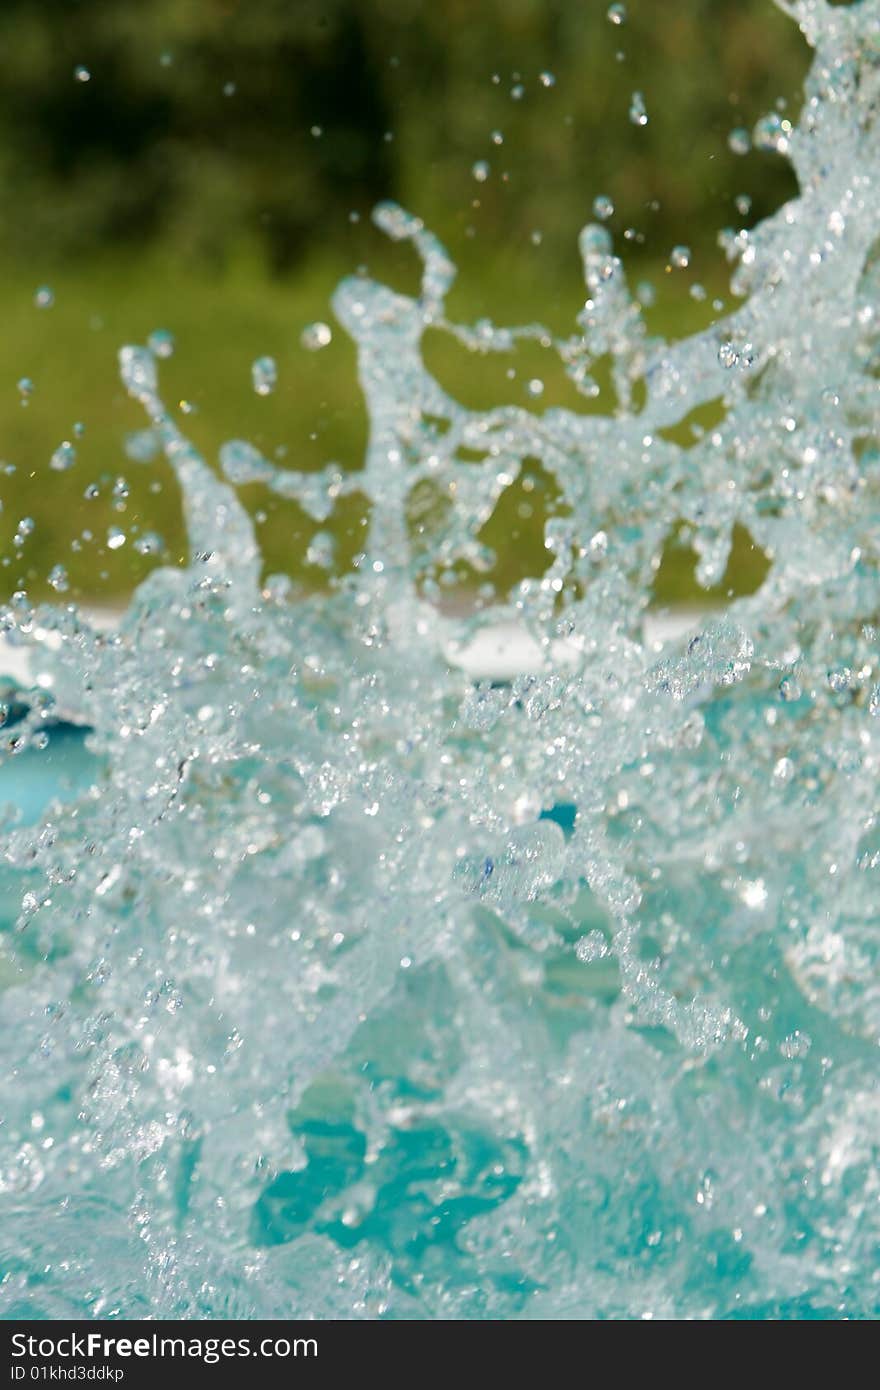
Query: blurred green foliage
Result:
<box><xmin>0</xmin><ymin>0</ymin><xmax>810</xmax><ymax>604</ymax></box>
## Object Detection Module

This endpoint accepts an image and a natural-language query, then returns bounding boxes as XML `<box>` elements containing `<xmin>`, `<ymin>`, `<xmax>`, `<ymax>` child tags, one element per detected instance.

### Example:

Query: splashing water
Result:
<box><xmin>2</xmin><ymin>0</ymin><xmax>880</xmax><ymax>1319</ymax></box>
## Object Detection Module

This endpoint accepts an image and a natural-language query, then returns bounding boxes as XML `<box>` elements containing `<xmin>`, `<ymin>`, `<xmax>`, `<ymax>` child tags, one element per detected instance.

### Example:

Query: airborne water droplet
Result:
<box><xmin>300</xmin><ymin>321</ymin><xmax>332</xmax><ymax>351</ymax></box>
<box><xmin>133</xmin><ymin>531</ymin><xmax>165</xmax><ymax>556</ymax></box>
<box><xmin>670</xmin><ymin>245</ymin><xmax>691</xmax><ymax>269</ymax></box>
<box><xmin>147</xmin><ymin>329</ymin><xmax>175</xmax><ymax>359</ymax></box>
<box><xmin>629</xmin><ymin>91</ymin><xmax>648</xmax><ymax>127</ymax></box>
<box><xmin>49</xmin><ymin>442</ymin><xmax>76</xmax><ymax>472</ymax></box>
<box><xmin>593</xmin><ymin>194</ymin><xmax>615</xmax><ymax>221</ymax></box>
<box><xmin>251</xmin><ymin>356</ymin><xmax>277</xmax><ymax>396</ymax></box>
<box><xmin>753</xmin><ymin>112</ymin><xmax>792</xmax><ymax>155</ymax></box>
<box><xmin>728</xmin><ymin>127</ymin><xmax>751</xmax><ymax>156</ymax></box>
<box><xmin>34</xmin><ymin>286</ymin><xmax>54</xmax><ymax>309</ymax></box>
<box><xmin>472</xmin><ymin>159</ymin><xmax>490</xmax><ymax>183</ymax></box>
<box><xmin>607</xmin><ymin>2</ymin><xmax>627</xmax><ymax>24</ymax></box>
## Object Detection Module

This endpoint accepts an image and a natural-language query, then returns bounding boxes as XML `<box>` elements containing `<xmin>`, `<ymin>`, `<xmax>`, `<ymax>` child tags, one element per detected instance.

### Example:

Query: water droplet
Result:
<box><xmin>34</xmin><ymin>286</ymin><xmax>54</xmax><ymax>310</ymax></box>
<box><xmin>735</xmin><ymin>194</ymin><xmax>752</xmax><ymax>217</ymax></box>
<box><xmin>607</xmin><ymin>3</ymin><xmax>627</xmax><ymax>24</ymax></box>
<box><xmin>472</xmin><ymin>160</ymin><xmax>490</xmax><ymax>183</ymax></box>
<box><xmin>48</xmin><ymin>564</ymin><xmax>69</xmax><ymax>593</ymax></box>
<box><xmin>222</xmin><ymin>81</ymin><xmax>236</xmax><ymax>97</ymax></box>
<box><xmin>251</xmin><ymin>356</ymin><xmax>277</xmax><ymax>396</ymax></box>
<box><xmin>125</xmin><ymin>429</ymin><xmax>159</xmax><ymax>464</ymax></box>
<box><xmin>107</xmin><ymin>527</ymin><xmax>126</xmax><ymax>551</ymax></box>
<box><xmin>753</xmin><ymin>113</ymin><xmax>792</xmax><ymax>156</ymax></box>
<box><xmin>593</xmin><ymin>194</ymin><xmax>615</xmax><ymax>221</ymax></box>
<box><xmin>629</xmin><ymin>91</ymin><xmax>648</xmax><ymax>127</ymax></box>
<box><xmin>526</xmin><ymin>378</ymin><xmax>545</xmax><ymax>398</ymax></box>
<box><xmin>300</xmin><ymin>321</ymin><xmax>332</xmax><ymax>351</ymax></box>
<box><xmin>670</xmin><ymin>245</ymin><xmax>691</xmax><ymax>269</ymax></box>
<box><xmin>510</xmin><ymin>83</ymin><xmax>525</xmax><ymax>101</ymax></box>
<box><xmin>133</xmin><ymin>531</ymin><xmax>164</xmax><ymax>556</ymax></box>
<box><xmin>73</xmin><ymin>66</ymin><xmax>91</xmax><ymax>83</ymax></box>
<box><xmin>728</xmin><ymin>126</ymin><xmax>751</xmax><ymax>156</ymax></box>
<box><xmin>538</xmin><ymin>71</ymin><xmax>555</xmax><ymax>88</ymax></box>
<box><xmin>147</xmin><ymin>329</ymin><xmax>175</xmax><ymax>359</ymax></box>
<box><xmin>50</xmin><ymin>441</ymin><xmax>76</xmax><ymax>472</ymax></box>
<box><xmin>17</xmin><ymin>377</ymin><xmax>34</xmax><ymax>405</ymax></box>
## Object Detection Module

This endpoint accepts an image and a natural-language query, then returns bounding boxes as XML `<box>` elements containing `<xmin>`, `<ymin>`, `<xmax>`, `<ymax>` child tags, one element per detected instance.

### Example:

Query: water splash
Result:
<box><xmin>2</xmin><ymin>0</ymin><xmax>880</xmax><ymax>1319</ymax></box>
